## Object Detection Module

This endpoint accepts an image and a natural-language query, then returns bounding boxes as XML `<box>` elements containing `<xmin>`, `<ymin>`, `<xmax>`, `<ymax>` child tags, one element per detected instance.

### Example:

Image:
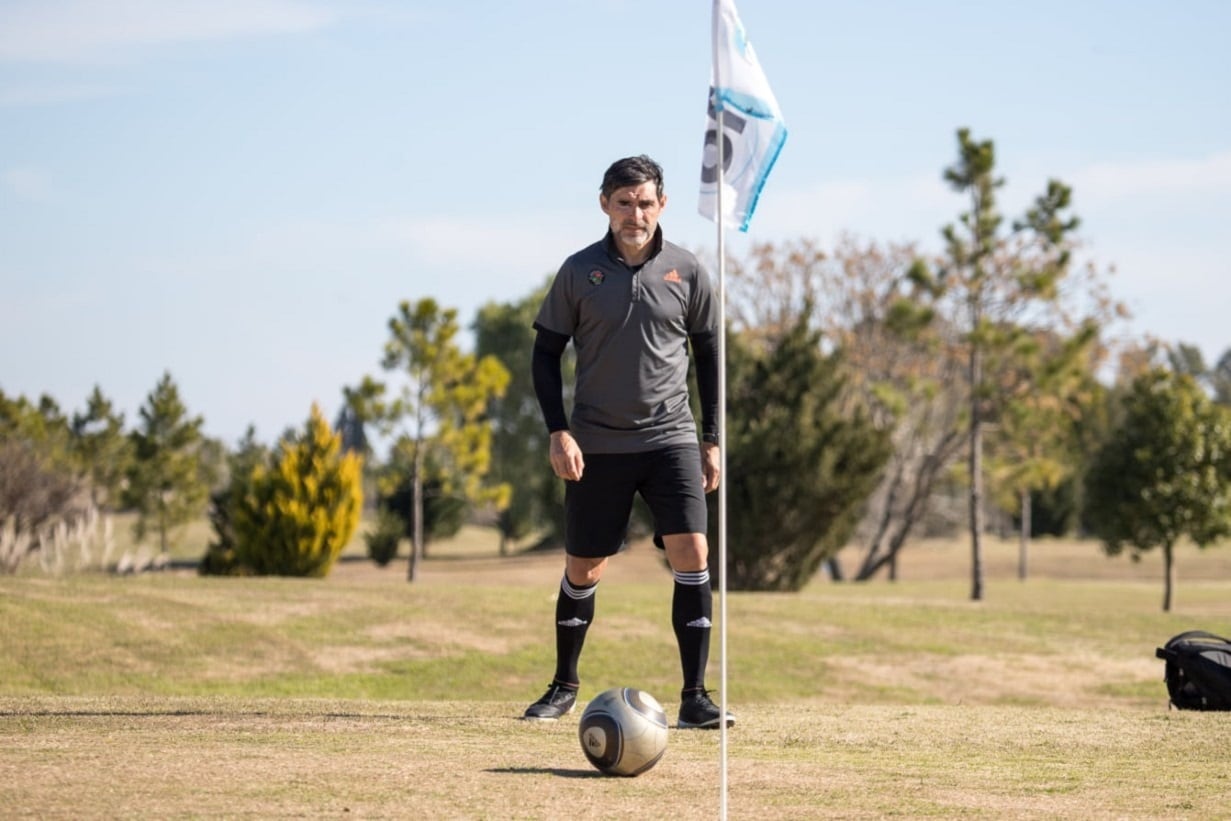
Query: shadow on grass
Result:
<box><xmin>0</xmin><ymin>709</ymin><xmax>415</xmax><ymax>721</ymax></box>
<box><xmin>485</xmin><ymin>766</ymin><xmax>602</xmax><ymax>779</ymax></box>
<box><xmin>0</xmin><ymin>709</ymin><xmax>237</xmax><ymax>718</ymax></box>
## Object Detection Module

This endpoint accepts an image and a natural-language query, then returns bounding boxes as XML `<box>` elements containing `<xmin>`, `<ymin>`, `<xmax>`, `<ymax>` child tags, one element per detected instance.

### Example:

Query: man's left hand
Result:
<box><xmin>701</xmin><ymin>441</ymin><xmax>720</xmax><ymax>493</ymax></box>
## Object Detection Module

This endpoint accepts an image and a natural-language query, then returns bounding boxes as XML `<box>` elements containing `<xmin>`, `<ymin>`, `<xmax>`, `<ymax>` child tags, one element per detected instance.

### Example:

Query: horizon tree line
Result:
<box><xmin>3</xmin><ymin>129</ymin><xmax>1229</xmax><ymax>610</ymax></box>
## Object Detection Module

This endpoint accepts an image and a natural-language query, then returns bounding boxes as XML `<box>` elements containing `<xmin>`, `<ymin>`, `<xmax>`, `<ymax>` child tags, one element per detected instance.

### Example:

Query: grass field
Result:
<box><xmin>2</xmin><ymin>527</ymin><xmax>1230</xmax><ymax>818</ymax></box>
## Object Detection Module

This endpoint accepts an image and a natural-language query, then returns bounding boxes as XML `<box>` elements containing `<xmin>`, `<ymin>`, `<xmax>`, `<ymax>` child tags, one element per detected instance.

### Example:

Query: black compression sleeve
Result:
<box><xmin>690</xmin><ymin>329</ymin><xmax>719</xmax><ymax>443</ymax></box>
<box><xmin>532</xmin><ymin>325</ymin><xmax>570</xmax><ymax>433</ymax></box>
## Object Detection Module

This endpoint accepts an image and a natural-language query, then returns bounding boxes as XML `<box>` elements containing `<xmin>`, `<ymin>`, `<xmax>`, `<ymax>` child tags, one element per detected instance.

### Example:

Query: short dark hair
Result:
<box><xmin>600</xmin><ymin>155</ymin><xmax>664</xmax><ymax>200</ymax></box>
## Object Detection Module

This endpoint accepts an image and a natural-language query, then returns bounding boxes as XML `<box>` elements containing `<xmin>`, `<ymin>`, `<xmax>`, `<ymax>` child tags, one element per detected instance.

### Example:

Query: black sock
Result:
<box><xmin>553</xmin><ymin>574</ymin><xmax>596</xmax><ymax>688</ymax></box>
<box><xmin>672</xmin><ymin>567</ymin><xmax>712</xmax><ymax>693</ymax></box>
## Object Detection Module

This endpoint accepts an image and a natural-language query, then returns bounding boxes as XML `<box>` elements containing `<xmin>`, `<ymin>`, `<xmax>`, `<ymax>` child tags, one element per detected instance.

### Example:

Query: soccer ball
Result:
<box><xmin>578</xmin><ymin>687</ymin><xmax>669</xmax><ymax>777</ymax></box>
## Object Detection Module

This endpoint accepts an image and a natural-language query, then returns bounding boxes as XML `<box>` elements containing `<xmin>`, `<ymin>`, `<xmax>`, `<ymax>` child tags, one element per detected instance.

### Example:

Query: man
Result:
<box><xmin>523</xmin><ymin>155</ymin><xmax>733</xmax><ymax>730</ymax></box>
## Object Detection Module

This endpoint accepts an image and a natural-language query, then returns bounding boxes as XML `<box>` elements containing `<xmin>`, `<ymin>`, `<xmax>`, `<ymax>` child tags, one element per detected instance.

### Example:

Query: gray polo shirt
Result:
<box><xmin>535</xmin><ymin>228</ymin><xmax>718</xmax><ymax>454</ymax></box>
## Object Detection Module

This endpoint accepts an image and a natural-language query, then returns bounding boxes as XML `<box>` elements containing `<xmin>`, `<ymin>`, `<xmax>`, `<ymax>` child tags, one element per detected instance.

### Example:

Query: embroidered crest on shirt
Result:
<box><xmin>664</xmin><ymin>269</ymin><xmax>682</xmax><ymax>283</ymax></box>
<box><xmin>588</xmin><ymin>270</ymin><xmax>605</xmax><ymax>285</ymax></box>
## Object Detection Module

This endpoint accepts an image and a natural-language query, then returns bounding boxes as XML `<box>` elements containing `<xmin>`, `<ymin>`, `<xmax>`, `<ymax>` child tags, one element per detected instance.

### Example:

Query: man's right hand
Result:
<box><xmin>549</xmin><ymin>430</ymin><xmax>585</xmax><ymax>481</ymax></box>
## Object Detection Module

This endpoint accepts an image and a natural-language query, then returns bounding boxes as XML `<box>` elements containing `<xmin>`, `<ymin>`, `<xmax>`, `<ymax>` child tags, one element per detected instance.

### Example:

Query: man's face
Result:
<box><xmin>600</xmin><ymin>181</ymin><xmax>666</xmax><ymax>253</ymax></box>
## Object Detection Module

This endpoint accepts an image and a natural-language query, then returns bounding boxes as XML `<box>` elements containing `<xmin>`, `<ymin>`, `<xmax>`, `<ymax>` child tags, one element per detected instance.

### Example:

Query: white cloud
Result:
<box><xmin>749</xmin><ymin>173</ymin><xmax>959</xmax><ymax>248</ymax></box>
<box><xmin>2</xmin><ymin>167</ymin><xmax>54</xmax><ymax>202</ymax></box>
<box><xmin>119</xmin><ymin>207</ymin><xmax>598</xmax><ymax>296</ymax></box>
<box><xmin>1110</xmin><ymin>246</ymin><xmax>1228</xmax><ymax>360</ymax></box>
<box><xmin>0</xmin><ymin>81</ymin><xmax>126</xmax><ymax>106</ymax></box>
<box><xmin>1070</xmin><ymin>150</ymin><xmax>1231</xmax><ymax>202</ymax></box>
<box><xmin>376</xmin><ymin>212</ymin><xmax>593</xmax><ymax>274</ymax></box>
<box><xmin>0</xmin><ymin>0</ymin><xmax>337</xmax><ymax>63</ymax></box>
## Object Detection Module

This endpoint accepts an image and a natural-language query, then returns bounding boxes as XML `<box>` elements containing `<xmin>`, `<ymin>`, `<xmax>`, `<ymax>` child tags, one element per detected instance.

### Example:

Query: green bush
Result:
<box><xmin>365</xmin><ymin>510</ymin><xmax>403</xmax><ymax>567</ymax></box>
<box><xmin>199</xmin><ymin>486</ymin><xmax>242</xmax><ymax>576</ymax></box>
<box><xmin>231</xmin><ymin>404</ymin><xmax>363</xmax><ymax>577</ymax></box>
<box><xmin>381</xmin><ymin>473</ymin><xmax>465</xmax><ymax>549</ymax></box>
<box><xmin>200</xmin><ymin>429</ymin><xmax>269</xmax><ymax>577</ymax></box>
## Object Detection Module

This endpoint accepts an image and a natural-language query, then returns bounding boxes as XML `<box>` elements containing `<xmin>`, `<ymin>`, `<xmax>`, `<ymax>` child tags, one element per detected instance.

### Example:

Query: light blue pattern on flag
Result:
<box><xmin>699</xmin><ymin>0</ymin><xmax>787</xmax><ymax>233</ymax></box>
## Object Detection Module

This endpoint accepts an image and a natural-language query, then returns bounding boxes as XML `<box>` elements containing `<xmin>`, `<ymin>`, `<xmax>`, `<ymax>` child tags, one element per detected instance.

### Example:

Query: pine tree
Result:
<box><xmin>70</xmin><ymin>385</ymin><xmax>132</xmax><ymax>510</ymax></box>
<box><xmin>719</xmin><ymin>310</ymin><xmax>891</xmax><ymax>591</ymax></box>
<box><xmin>125</xmin><ymin>372</ymin><xmax>209</xmax><ymax>555</ymax></box>
<box><xmin>923</xmin><ymin>128</ymin><xmax>1086</xmax><ymax>600</ymax></box>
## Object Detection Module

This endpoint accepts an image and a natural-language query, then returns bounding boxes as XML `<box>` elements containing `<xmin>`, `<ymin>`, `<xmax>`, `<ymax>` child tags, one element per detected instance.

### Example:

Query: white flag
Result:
<box><xmin>698</xmin><ymin>0</ymin><xmax>787</xmax><ymax>232</ymax></box>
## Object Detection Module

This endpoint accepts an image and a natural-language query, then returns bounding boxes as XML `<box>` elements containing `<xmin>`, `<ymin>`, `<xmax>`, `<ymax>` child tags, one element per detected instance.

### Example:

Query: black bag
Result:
<box><xmin>1155</xmin><ymin>630</ymin><xmax>1231</xmax><ymax>711</ymax></box>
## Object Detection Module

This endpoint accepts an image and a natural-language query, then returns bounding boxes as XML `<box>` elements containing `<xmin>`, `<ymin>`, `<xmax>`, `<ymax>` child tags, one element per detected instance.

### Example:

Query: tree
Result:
<box><xmin>0</xmin><ymin>390</ymin><xmax>92</xmax><ymax>572</ymax></box>
<box><xmin>1020</xmin><ymin>477</ymin><xmax>1081</xmax><ymax>538</ymax></box>
<box><xmin>1214</xmin><ymin>349</ymin><xmax>1231</xmax><ymax>407</ymax></box>
<box><xmin>826</xmin><ymin>242</ymin><xmax>966</xmax><ymax>581</ymax></box>
<box><xmin>919</xmin><ymin>128</ymin><xmax>1111</xmax><ymax>600</ymax></box>
<box><xmin>125</xmin><ymin>372</ymin><xmax>210</xmax><ymax>554</ymax></box>
<box><xmin>983</xmin><ymin>323</ymin><xmax>1101</xmax><ymax>579</ymax></box>
<box><xmin>231</xmin><ymin>404</ymin><xmax>363</xmax><ymax>577</ymax></box>
<box><xmin>0</xmin><ymin>439</ymin><xmax>87</xmax><ymax>573</ymax></box>
<box><xmin>723</xmin><ymin>238</ymin><xmax>967</xmax><ymax>582</ymax></box>
<box><xmin>0</xmin><ymin>390</ymin><xmax>75</xmax><ymax>468</ymax></box>
<box><xmin>379</xmin><ymin>444</ymin><xmax>467</xmax><ymax>546</ymax></box>
<box><xmin>718</xmin><ymin>309</ymin><xmax>891</xmax><ymax>591</ymax></box>
<box><xmin>473</xmin><ymin>278</ymin><xmax>573</xmax><ymax>553</ymax></box>
<box><xmin>333</xmin><ymin>403</ymin><xmax>369</xmax><ymax>458</ymax></box>
<box><xmin>1167</xmin><ymin>342</ymin><xmax>1207</xmax><ymax>382</ymax></box>
<box><xmin>1084</xmin><ymin>368</ymin><xmax>1231</xmax><ymax>612</ymax></box>
<box><xmin>200</xmin><ymin>426</ymin><xmax>269</xmax><ymax>576</ymax></box>
<box><xmin>355</xmin><ymin>299</ymin><xmax>511</xmax><ymax>581</ymax></box>
<box><xmin>1168</xmin><ymin>342</ymin><xmax>1231</xmax><ymax>408</ymax></box>
<box><xmin>70</xmin><ymin>385</ymin><xmax>132</xmax><ymax>510</ymax></box>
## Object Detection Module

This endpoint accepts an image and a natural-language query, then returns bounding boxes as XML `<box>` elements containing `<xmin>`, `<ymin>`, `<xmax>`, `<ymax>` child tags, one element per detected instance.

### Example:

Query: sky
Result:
<box><xmin>2</xmin><ymin>0</ymin><xmax>1228</xmax><ymax>445</ymax></box>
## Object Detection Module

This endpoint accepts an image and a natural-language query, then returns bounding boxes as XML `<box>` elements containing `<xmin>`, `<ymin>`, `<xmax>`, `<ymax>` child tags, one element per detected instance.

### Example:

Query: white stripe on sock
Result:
<box><xmin>673</xmin><ymin>568</ymin><xmax>710</xmax><ymax>586</ymax></box>
<box><xmin>561</xmin><ymin>575</ymin><xmax>598</xmax><ymax>600</ymax></box>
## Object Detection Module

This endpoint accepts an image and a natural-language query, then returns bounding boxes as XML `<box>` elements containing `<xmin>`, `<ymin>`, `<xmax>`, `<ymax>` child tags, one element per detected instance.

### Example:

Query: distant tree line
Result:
<box><xmin>4</xmin><ymin>129</ymin><xmax>1229</xmax><ymax>610</ymax></box>
<box><xmin>1</xmin><ymin>374</ymin><xmax>217</xmax><ymax>573</ymax></box>
<box><xmin>1</xmin><ymin>376</ymin><xmax>362</xmax><ymax>579</ymax></box>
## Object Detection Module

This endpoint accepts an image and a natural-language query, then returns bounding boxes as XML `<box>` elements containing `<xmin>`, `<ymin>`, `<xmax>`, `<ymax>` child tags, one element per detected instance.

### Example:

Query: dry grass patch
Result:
<box><xmin>845</xmin><ymin>534</ymin><xmax>1231</xmax><ymax>584</ymax></box>
<box><xmin>1</xmin><ymin>697</ymin><xmax>1226</xmax><ymax>819</ymax></box>
<box><xmin>823</xmin><ymin>653</ymin><xmax>1160</xmax><ymax>708</ymax></box>
<box><xmin>2</xmin><ymin>529</ymin><xmax>1230</xmax><ymax>816</ymax></box>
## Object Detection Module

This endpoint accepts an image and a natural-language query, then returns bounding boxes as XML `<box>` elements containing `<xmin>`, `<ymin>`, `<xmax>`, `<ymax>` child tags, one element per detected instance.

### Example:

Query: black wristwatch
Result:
<box><xmin>702</xmin><ymin>432</ymin><xmax>720</xmax><ymax>445</ymax></box>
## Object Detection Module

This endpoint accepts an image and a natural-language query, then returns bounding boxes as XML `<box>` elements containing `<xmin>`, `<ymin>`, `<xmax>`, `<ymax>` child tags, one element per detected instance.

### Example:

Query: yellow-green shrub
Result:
<box><xmin>232</xmin><ymin>404</ymin><xmax>362</xmax><ymax>577</ymax></box>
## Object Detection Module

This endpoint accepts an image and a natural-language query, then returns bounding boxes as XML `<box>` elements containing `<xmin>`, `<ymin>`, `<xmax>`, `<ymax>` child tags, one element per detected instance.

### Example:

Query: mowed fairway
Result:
<box><xmin>2</xmin><ymin>531</ymin><xmax>1230</xmax><ymax>818</ymax></box>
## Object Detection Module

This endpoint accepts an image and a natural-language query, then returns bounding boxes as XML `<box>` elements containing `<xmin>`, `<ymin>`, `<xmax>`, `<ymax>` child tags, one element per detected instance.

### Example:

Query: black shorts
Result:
<box><xmin>565</xmin><ymin>445</ymin><xmax>708</xmax><ymax>559</ymax></box>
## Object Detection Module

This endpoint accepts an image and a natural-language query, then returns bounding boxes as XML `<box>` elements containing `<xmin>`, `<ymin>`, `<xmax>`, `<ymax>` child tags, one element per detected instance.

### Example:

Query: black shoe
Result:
<box><xmin>522</xmin><ymin>682</ymin><xmax>578</xmax><ymax>721</ymax></box>
<box><xmin>677</xmin><ymin>688</ymin><xmax>735</xmax><ymax>729</ymax></box>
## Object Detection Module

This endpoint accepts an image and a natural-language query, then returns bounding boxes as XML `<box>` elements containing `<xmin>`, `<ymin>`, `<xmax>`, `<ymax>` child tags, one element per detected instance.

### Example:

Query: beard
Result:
<box><xmin>619</xmin><ymin>224</ymin><xmax>650</xmax><ymax>243</ymax></box>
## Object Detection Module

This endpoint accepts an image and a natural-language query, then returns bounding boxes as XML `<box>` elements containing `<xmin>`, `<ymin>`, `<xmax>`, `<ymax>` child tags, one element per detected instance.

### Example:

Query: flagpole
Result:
<box><xmin>704</xmin><ymin>1</ymin><xmax>784</xmax><ymax>811</ymax></box>
<box><xmin>715</xmin><ymin>106</ymin><xmax>729</xmax><ymax>820</ymax></box>
<box><xmin>712</xmin><ymin>3</ymin><xmax>730</xmax><ymax>815</ymax></box>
